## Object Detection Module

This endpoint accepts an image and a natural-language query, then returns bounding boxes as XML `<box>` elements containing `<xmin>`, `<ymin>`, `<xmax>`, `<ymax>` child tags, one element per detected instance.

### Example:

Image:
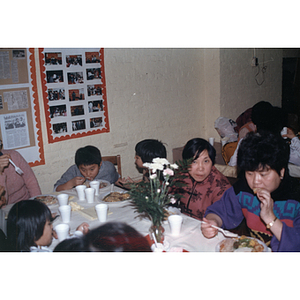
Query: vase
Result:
<box><xmin>149</xmin><ymin>223</ymin><xmax>165</xmax><ymax>244</ymax></box>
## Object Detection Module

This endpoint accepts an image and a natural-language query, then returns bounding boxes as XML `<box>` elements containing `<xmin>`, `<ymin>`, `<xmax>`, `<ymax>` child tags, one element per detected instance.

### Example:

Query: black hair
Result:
<box><xmin>6</xmin><ymin>200</ymin><xmax>53</xmax><ymax>251</ymax></box>
<box><xmin>135</xmin><ymin>139</ymin><xmax>167</xmax><ymax>163</ymax></box>
<box><xmin>237</xmin><ymin>131</ymin><xmax>290</xmax><ymax>175</ymax></box>
<box><xmin>75</xmin><ymin>145</ymin><xmax>102</xmax><ymax>167</ymax></box>
<box><xmin>53</xmin><ymin>236</ymin><xmax>87</xmax><ymax>252</ymax></box>
<box><xmin>83</xmin><ymin>222</ymin><xmax>151</xmax><ymax>252</ymax></box>
<box><xmin>182</xmin><ymin>138</ymin><xmax>216</xmax><ymax>165</ymax></box>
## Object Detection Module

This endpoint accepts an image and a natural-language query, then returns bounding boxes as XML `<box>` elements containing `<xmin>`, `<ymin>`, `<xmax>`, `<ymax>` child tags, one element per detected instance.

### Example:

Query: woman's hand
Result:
<box><xmin>76</xmin><ymin>222</ymin><xmax>89</xmax><ymax>235</ymax></box>
<box><xmin>0</xmin><ymin>154</ymin><xmax>10</xmax><ymax>174</ymax></box>
<box><xmin>201</xmin><ymin>217</ymin><xmax>219</xmax><ymax>239</ymax></box>
<box><xmin>256</xmin><ymin>188</ymin><xmax>276</xmax><ymax>225</ymax></box>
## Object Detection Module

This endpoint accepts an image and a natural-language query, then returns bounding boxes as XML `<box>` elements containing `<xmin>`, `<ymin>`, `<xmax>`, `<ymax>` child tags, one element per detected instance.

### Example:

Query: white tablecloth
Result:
<box><xmin>0</xmin><ymin>186</ymin><xmax>227</xmax><ymax>252</ymax></box>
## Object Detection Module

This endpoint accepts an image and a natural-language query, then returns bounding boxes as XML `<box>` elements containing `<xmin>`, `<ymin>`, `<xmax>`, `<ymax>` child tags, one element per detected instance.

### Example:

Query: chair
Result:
<box><xmin>102</xmin><ymin>155</ymin><xmax>122</xmax><ymax>177</ymax></box>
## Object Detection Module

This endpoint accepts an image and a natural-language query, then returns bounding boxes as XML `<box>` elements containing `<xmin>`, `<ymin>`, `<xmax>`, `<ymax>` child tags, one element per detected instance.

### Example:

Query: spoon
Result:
<box><xmin>200</xmin><ymin>221</ymin><xmax>238</xmax><ymax>238</ymax></box>
<box><xmin>9</xmin><ymin>159</ymin><xmax>24</xmax><ymax>175</ymax></box>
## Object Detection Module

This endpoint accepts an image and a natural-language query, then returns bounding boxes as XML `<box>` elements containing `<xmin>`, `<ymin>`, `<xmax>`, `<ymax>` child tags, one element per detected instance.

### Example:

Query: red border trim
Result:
<box><xmin>39</xmin><ymin>48</ymin><xmax>110</xmax><ymax>144</ymax></box>
<box><xmin>28</xmin><ymin>48</ymin><xmax>45</xmax><ymax>167</ymax></box>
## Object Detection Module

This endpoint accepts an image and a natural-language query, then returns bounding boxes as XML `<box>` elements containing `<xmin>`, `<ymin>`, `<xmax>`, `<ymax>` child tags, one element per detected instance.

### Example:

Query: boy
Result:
<box><xmin>116</xmin><ymin>139</ymin><xmax>166</xmax><ymax>187</ymax></box>
<box><xmin>54</xmin><ymin>145</ymin><xmax>119</xmax><ymax>191</ymax></box>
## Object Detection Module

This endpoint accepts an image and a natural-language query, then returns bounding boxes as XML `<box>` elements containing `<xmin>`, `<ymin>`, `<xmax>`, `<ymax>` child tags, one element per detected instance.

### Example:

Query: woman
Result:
<box><xmin>201</xmin><ymin>131</ymin><xmax>300</xmax><ymax>251</ymax></box>
<box><xmin>0</xmin><ymin>139</ymin><xmax>41</xmax><ymax>206</ymax></box>
<box><xmin>169</xmin><ymin>138</ymin><xmax>231</xmax><ymax>221</ymax></box>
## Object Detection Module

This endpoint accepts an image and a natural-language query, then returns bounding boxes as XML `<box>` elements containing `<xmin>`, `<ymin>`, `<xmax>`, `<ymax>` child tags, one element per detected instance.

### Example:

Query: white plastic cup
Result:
<box><xmin>95</xmin><ymin>203</ymin><xmax>108</xmax><ymax>222</ymax></box>
<box><xmin>85</xmin><ymin>187</ymin><xmax>95</xmax><ymax>203</ymax></box>
<box><xmin>209</xmin><ymin>137</ymin><xmax>215</xmax><ymax>146</ymax></box>
<box><xmin>75</xmin><ymin>185</ymin><xmax>86</xmax><ymax>201</ymax></box>
<box><xmin>168</xmin><ymin>215</ymin><xmax>183</xmax><ymax>236</ymax></box>
<box><xmin>59</xmin><ymin>205</ymin><xmax>71</xmax><ymax>223</ymax></box>
<box><xmin>89</xmin><ymin>180</ymin><xmax>100</xmax><ymax>196</ymax></box>
<box><xmin>55</xmin><ymin>223</ymin><xmax>70</xmax><ymax>242</ymax></box>
<box><xmin>57</xmin><ymin>193</ymin><xmax>69</xmax><ymax>206</ymax></box>
<box><xmin>151</xmin><ymin>243</ymin><xmax>164</xmax><ymax>252</ymax></box>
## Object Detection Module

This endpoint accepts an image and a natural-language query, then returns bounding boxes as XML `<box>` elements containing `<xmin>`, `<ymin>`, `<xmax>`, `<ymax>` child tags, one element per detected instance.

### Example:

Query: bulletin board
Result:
<box><xmin>39</xmin><ymin>48</ymin><xmax>110</xmax><ymax>143</ymax></box>
<box><xmin>0</xmin><ymin>48</ymin><xmax>45</xmax><ymax>167</ymax></box>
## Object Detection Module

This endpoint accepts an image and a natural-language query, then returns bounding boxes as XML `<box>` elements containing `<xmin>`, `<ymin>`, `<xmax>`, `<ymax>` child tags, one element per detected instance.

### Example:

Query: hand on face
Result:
<box><xmin>255</xmin><ymin>188</ymin><xmax>276</xmax><ymax>225</ymax></box>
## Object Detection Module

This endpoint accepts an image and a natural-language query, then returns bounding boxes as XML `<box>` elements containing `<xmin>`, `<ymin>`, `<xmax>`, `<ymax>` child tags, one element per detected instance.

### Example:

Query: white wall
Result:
<box><xmin>32</xmin><ymin>48</ymin><xmax>284</xmax><ymax>193</ymax></box>
<box><xmin>33</xmin><ymin>48</ymin><xmax>206</xmax><ymax>193</ymax></box>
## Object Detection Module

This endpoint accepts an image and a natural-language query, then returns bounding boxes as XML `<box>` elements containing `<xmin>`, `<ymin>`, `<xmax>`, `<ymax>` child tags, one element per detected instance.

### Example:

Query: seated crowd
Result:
<box><xmin>0</xmin><ymin>103</ymin><xmax>300</xmax><ymax>252</ymax></box>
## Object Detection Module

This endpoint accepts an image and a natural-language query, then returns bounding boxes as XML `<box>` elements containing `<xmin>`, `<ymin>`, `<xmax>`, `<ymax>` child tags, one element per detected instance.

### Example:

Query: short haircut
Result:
<box><xmin>53</xmin><ymin>236</ymin><xmax>86</xmax><ymax>252</ymax></box>
<box><xmin>135</xmin><ymin>139</ymin><xmax>167</xmax><ymax>163</ymax></box>
<box><xmin>237</xmin><ymin>131</ymin><xmax>290</xmax><ymax>175</ymax></box>
<box><xmin>7</xmin><ymin>200</ymin><xmax>53</xmax><ymax>251</ymax></box>
<box><xmin>83</xmin><ymin>222</ymin><xmax>151</xmax><ymax>252</ymax></box>
<box><xmin>75</xmin><ymin>145</ymin><xmax>102</xmax><ymax>167</ymax></box>
<box><xmin>182</xmin><ymin>138</ymin><xmax>216</xmax><ymax>165</ymax></box>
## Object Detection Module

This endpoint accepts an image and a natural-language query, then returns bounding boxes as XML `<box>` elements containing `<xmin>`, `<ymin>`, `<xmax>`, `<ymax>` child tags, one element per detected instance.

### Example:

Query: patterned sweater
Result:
<box><xmin>169</xmin><ymin>166</ymin><xmax>231</xmax><ymax>221</ymax></box>
<box><xmin>205</xmin><ymin>174</ymin><xmax>300</xmax><ymax>251</ymax></box>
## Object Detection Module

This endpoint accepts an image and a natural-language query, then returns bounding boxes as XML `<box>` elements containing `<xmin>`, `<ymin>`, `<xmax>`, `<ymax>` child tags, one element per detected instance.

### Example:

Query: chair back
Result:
<box><xmin>102</xmin><ymin>155</ymin><xmax>122</xmax><ymax>177</ymax></box>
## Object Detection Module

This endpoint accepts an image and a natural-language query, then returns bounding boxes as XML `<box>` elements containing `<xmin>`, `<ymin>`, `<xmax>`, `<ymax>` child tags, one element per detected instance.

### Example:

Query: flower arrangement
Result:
<box><xmin>129</xmin><ymin>157</ymin><xmax>188</xmax><ymax>242</ymax></box>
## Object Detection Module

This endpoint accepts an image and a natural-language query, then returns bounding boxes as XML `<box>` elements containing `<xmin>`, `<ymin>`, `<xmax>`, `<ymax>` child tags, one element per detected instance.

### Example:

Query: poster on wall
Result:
<box><xmin>0</xmin><ymin>48</ymin><xmax>45</xmax><ymax>167</ymax></box>
<box><xmin>39</xmin><ymin>48</ymin><xmax>110</xmax><ymax>143</ymax></box>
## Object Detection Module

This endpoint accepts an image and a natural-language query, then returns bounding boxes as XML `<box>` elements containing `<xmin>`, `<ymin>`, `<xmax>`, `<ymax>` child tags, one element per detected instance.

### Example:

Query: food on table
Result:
<box><xmin>34</xmin><ymin>195</ymin><xmax>58</xmax><ymax>205</ymax></box>
<box><xmin>219</xmin><ymin>235</ymin><xmax>265</xmax><ymax>252</ymax></box>
<box><xmin>99</xmin><ymin>181</ymin><xmax>108</xmax><ymax>189</ymax></box>
<box><xmin>69</xmin><ymin>201</ymin><xmax>84</xmax><ymax>211</ymax></box>
<box><xmin>102</xmin><ymin>192</ymin><xmax>130</xmax><ymax>202</ymax></box>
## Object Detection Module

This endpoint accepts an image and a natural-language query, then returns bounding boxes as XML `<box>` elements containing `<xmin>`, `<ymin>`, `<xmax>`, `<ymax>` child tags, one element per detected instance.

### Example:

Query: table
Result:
<box><xmin>0</xmin><ymin>186</ymin><xmax>228</xmax><ymax>252</ymax></box>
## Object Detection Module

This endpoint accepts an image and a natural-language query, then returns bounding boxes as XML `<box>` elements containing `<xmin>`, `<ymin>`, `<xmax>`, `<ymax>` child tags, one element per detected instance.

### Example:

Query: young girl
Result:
<box><xmin>6</xmin><ymin>200</ymin><xmax>88</xmax><ymax>252</ymax></box>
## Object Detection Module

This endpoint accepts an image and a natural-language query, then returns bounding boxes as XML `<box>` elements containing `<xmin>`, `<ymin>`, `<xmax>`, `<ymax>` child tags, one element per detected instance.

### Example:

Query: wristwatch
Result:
<box><xmin>266</xmin><ymin>217</ymin><xmax>278</xmax><ymax>229</ymax></box>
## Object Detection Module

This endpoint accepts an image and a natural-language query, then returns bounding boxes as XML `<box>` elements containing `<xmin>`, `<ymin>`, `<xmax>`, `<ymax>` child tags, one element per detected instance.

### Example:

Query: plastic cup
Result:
<box><xmin>59</xmin><ymin>205</ymin><xmax>71</xmax><ymax>223</ymax></box>
<box><xmin>55</xmin><ymin>223</ymin><xmax>70</xmax><ymax>242</ymax></box>
<box><xmin>89</xmin><ymin>180</ymin><xmax>100</xmax><ymax>196</ymax></box>
<box><xmin>168</xmin><ymin>215</ymin><xmax>183</xmax><ymax>236</ymax></box>
<box><xmin>76</xmin><ymin>185</ymin><xmax>86</xmax><ymax>201</ymax></box>
<box><xmin>151</xmin><ymin>243</ymin><xmax>164</xmax><ymax>252</ymax></box>
<box><xmin>57</xmin><ymin>193</ymin><xmax>69</xmax><ymax>206</ymax></box>
<box><xmin>95</xmin><ymin>203</ymin><xmax>108</xmax><ymax>222</ymax></box>
<box><xmin>209</xmin><ymin>137</ymin><xmax>215</xmax><ymax>146</ymax></box>
<box><xmin>85</xmin><ymin>187</ymin><xmax>95</xmax><ymax>203</ymax></box>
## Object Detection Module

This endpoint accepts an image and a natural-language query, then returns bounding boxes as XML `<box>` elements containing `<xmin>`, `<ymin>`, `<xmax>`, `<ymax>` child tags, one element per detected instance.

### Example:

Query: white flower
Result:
<box><xmin>170</xmin><ymin>163</ymin><xmax>179</xmax><ymax>169</ymax></box>
<box><xmin>149</xmin><ymin>163</ymin><xmax>164</xmax><ymax>172</ymax></box>
<box><xmin>163</xmin><ymin>168</ymin><xmax>174</xmax><ymax>176</ymax></box>
<box><xmin>143</xmin><ymin>162</ymin><xmax>151</xmax><ymax>168</ymax></box>
<box><xmin>157</xmin><ymin>189</ymin><xmax>161</xmax><ymax>193</ymax></box>
<box><xmin>170</xmin><ymin>197</ymin><xmax>176</xmax><ymax>204</ymax></box>
<box><xmin>150</xmin><ymin>173</ymin><xmax>157</xmax><ymax>180</ymax></box>
<box><xmin>152</xmin><ymin>158</ymin><xmax>170</xmax><ymax>166</ymax></box>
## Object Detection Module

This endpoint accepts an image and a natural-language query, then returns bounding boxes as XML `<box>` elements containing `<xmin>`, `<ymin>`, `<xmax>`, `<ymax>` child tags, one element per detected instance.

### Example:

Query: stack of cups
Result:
<box><xmin>57</xmin><ymin>193</ymin><xmax>69</xmax><ymax>206</ymax></box>
<box><xmin>85</xmin><ymin>187</ymin><xmax>95</xmax><ymax>203</ymax></box>
<box><xmin>76</xmin><ymin>185</ymin><xmax>86</xmax><ymax>201</ymax></box>
<box><xmin>168</xmin><ymin>215</ymin><xmax>183</xmax><ymax>236</ymax></box>
<box><xmin>95</xmin><ymin>203</ymin><xmax>108</xmax><ymax>222</ymax></box>
<box><xmin>55</xmin><ymin>224</ymin><xmax>70</xmax><ymax>242</ymax></box>
<box><xmin>59</xmin><ymin>205</ymin><xmax>71</xmax><ymax>223</ymax></box>
<box><xmin>89</xmin><ymin>180</ymin><xmax>100</xmax><ymax>196</ymax></box>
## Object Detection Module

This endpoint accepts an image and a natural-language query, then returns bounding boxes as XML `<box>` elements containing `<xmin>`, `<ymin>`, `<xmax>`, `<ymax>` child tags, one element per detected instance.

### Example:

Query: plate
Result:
<box><xmin>100</xmin><ymin>191</ymin><xmax>131</xmax><ymax>203</ymax></box>
<box><xmin>31</xmin><ymin>194</ymin><xmax>58</xmax><ymax>206</ymax></box>
<box><xmin>216</xmin><ymin>236</ymin><xmax>268</xmax><ymax>252</ymax></box>
<box><xmin>86</xmin><ymin>179</ymin><xmax>111</xmax><ymax>190</ymax></box>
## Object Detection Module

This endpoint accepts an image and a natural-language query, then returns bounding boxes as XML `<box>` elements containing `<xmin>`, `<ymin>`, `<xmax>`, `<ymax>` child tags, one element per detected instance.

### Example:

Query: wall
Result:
<box><xmin>219</xmin><ymin>48</ymin><xmax>283</xmax><ymax>120</ymax></box>
<box><xmin>31</xmin><ymin>48</ymin><xmax>283</xmax><ymax>193</ymax></box>
<box><xmin>33</xmin><ymin>48</ymin><xmax>206</xmax><ymax>193</ymax></box>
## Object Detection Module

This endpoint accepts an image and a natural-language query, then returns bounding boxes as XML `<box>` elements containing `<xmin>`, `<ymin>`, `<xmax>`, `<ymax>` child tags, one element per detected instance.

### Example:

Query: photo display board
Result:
<box><xmin>39</xmin><ymin>48</ymin><xmax>110</xmax><ymax>143</ymax></box>
<box><xmin>0</xmin><ymin>48</ymin><xmax>44</xmax><ymax>166</ymax></box>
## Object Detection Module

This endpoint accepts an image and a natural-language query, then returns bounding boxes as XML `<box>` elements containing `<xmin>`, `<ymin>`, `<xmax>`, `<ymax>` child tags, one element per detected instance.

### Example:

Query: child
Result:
<box><xmin>6</xmin><ymin>199</ymin><xmax>89</xmax><ymax>252</ymax></box>
<box><xmin>116</xmin><ymin>139</ymin><xmax>167</xmax><ymax>187</ymax></box>
<box><xmin>54</xmin><ymin>145</ymin><xmax>120</xmax><ymax>192</ymax></box>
